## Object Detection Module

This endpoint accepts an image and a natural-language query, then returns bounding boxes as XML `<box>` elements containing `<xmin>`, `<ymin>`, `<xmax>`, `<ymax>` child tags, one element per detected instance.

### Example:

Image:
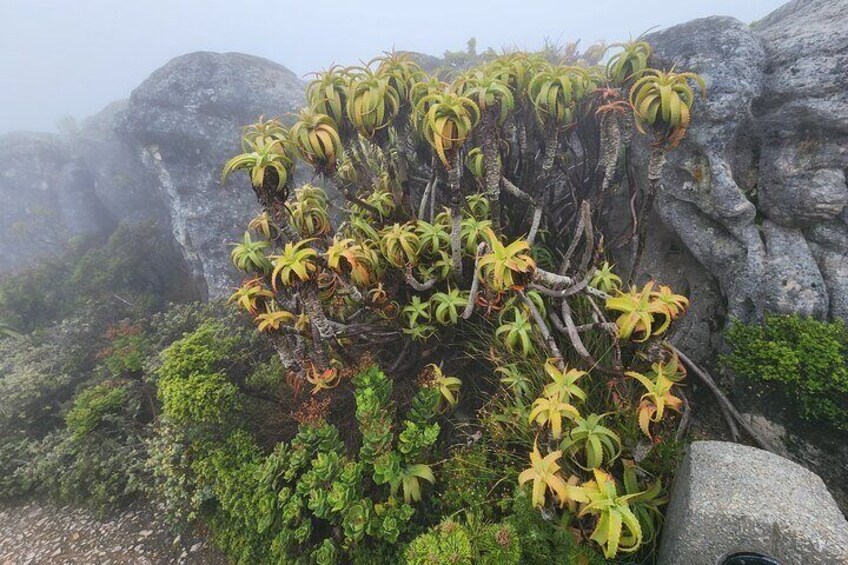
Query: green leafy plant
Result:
<box><xmin>560</xmin><ymin>413</ymin><xmax>621</xmax><ymax>470</ymax></box>
<box><xmin>271</xmin><ymin>240</ymin><xmax>319</xmax><ymax>289</ymax></box>
<box><xmin>630</xmin><ymin>68</ymin><xmax>706</xmax><ymax>147</ymax></box>
<box><xmin>605</xmin><ymin>40</ymin><xmax>652</xmax><ymax>85</ymax></box>
<box><xmin>230</xmin><ymin>231</ymin><xmax>273</xmax><ymax>273</ymax></box>
<box><xmin>722</xmin><ymin>315</ymin><xmax>848</xmax><ymax>430</ymax></box>
<box><xmin>431</xmin><ymin>287</ymin><xmax>469</xmax><ymax>325</ymax></box>
<box><xmin>478</xmin><ymin>230</ymin><xmax>536</xmax><ymax>291</ymax></box>
<box><xmin>496</xmin><ymin>308</ymin><xmax>536</xmax><ymax>356</ymax></box>
<box><xmin>627</xmin><ymin>353</ymin><xmax>685</xmax><ymax>438</ymax></box>
<box><xmin>518</xmin><ymin>442</ymin><xmax>574</xmax><ymax>508</ymax></box>
<box><xmin>577</xmin><ymin>469</ymin><xmax>643</xmax><ymax>559</ymax></box>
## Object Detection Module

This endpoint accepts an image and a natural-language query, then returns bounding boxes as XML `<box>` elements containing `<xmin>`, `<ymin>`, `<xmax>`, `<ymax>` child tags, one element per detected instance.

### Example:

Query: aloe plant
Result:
<box><xmin>230</xmin><ymin>231</ymin><xmax>272</xmax><ymax>273</ymax></box>
<box><xmin>430</xmin><ymin>287</ymin><xmax>469</xmax><ymax>325</ymax></box>
<box><xmin>578</xmin><ymin>469</ymin><xmax>643</xmax><ymax>558</ymax></box>
<box><xmin>496</xmin><ymin>308</ymin><xmax>535</xmax><ymax>356</ymax></box>
<box><xmin>560</xmin><ymin>413</ymin><xmax>622</xmax><ymax>469</ymax></box>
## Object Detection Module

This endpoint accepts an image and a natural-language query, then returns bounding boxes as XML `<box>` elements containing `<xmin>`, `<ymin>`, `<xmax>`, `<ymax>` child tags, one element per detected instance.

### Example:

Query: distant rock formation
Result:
<box><xmin>0</xmin><ymin>52</ymin><xmax>304</xmax><ymax>299</ymax></box>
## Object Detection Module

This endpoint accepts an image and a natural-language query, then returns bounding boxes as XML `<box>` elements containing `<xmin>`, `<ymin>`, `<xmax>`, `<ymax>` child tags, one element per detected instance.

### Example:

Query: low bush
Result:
<box><xmin>722</xmin><ymin>315</ymin><xmax>848</xmax><ymax>430</ymax></box>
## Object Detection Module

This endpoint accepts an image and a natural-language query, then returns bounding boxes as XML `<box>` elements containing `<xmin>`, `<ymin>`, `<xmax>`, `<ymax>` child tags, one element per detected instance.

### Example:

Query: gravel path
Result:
<box><xmin>0</xmin><ymin>502</ymin><xmax>229</xmax><ymax>565</ymax></box>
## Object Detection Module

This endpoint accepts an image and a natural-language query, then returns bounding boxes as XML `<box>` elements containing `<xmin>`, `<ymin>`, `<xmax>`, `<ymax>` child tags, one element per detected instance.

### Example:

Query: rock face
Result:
<box><xmin>642</xmin><ymin>0</ymin><xmax>848</xmax><ymax>331</ymax></box>
<box><xmin>0</xmin><ymin>52</ymin><xmax>304</xmax><ymax>298</ymax></box>
<box><xmin>119</xmin><ymin>52</ymin><xmax>305</xmax><ymax>298</ymax></box>
<box><xmin>0</xmin><ymin>132</ymin><xmax>115</xmax><ymax>272</ymax></box>
<box><xmin>659</xmin><ymin>441</ymin><xmax>848</xmax><ymax>564</ymax></box>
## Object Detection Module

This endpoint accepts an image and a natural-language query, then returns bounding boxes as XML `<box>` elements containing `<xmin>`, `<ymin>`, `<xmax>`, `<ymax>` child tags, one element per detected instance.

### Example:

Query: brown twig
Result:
<box><xmin>671</xmin><ymin>345</ymin><xmax>777</xmax><ymax>453</ymax></box>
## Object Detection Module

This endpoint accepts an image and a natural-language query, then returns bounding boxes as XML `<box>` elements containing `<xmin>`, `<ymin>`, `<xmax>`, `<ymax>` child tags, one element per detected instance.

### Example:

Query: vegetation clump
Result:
<box><xmin>723</xmin><ymin>315</ymin><xmax>848</xmax><ymax>430</ymax></box>
<box><xmin>214</xmin><ymin>40</ymin><xmax>704</xmax><ymax>561</ymax></box>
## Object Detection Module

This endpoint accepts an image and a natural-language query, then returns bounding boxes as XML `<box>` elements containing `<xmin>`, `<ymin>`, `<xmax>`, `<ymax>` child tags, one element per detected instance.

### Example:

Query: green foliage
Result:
<box><xmin>405</xmin><ymin>520</ymin><xmax>474</xmax><ymax>565</ymax></box>
<box><xmin>0</xmin><ymin>299</ymin><xmax>260</xmax><ymax>511</ymax></box>
<box><xmin>30</xmin><ymin>426</ymin><xmax>149</xmax><ymax>513</ymax></box>
<box><xmin>723</xmin><ymin>315</ymin><xmax>848</xmax><ymax>430</ymax></box>
<box><xmin>147</xmin><ymin>364</ymin><xmax>441</xmax><ymax>564</ymax></box>
<box><xmin>65</xmin><ymin>382</ymin><xmax>129</xmax><ymax>440</ymax></box>
<box><xmin>30</xmin><ymin>380</ymin><xmax>149</xmax><ymax>512</ymax></box>
<box><xmin>159</xmin><ymin>371</ymin><xmax>241</xmax><ymax>427</ymax></box>
<box><xmin>0</xmin><ymin>222</ymin><xmax>195</xmax><ymax>333</ymax></box>
<box><xmin>0</xmin><ymin>36</ymin><xmax>710</xmax><ymax>564</ymax></box>
<box><xmin>435</xmin><ymin>443</ymin><xmax>501</xmax><ymax>518</ymax></box>
<box><xmin>404</xmin><ymin>516</ymin><xmax>523</xmax><ymax>565</ymax></box>
<box><xmin>504</xmin><ymin>487</ymin><xmax>606</xmax><ymax>565</ymax></box>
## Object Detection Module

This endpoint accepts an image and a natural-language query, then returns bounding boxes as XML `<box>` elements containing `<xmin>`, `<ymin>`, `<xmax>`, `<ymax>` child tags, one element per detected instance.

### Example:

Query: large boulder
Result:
<box><xmin>120</xmin><ymin>52</ymin><xmax>305</xmax><ymax>298</ymax></box>
<box><xmin>642</xmin><ymin>0</ymin><xmax>848</xmax><ymax>328</ymax></box>
<box><xmin>0</xmin><ymin>52</ymin><xmax>305</xmax><ymax>299</ymax></box>
<box><xmin>659</xmin><ymin>441</ymin><xmax>848</xmax><ymax>564</ymax></box>
<box><xmin>0</xmin><ymin>132</ymin><xmax>115</xmax><ymax>272</ymax></box>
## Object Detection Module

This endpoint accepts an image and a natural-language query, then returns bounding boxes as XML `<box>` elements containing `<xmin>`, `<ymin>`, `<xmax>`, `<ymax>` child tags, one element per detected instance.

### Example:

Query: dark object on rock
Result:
<box><xmin>722</xmin><ymin>553</ymin><xmax>780</xmax><ymax>565</ymax></box>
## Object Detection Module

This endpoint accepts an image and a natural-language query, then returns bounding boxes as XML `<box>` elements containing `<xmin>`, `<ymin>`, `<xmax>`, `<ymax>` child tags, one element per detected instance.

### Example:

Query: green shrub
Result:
<box><xmin>0</xmin><ymin>436</ymin><xmax>39</xmax><ymax>500</ymax></box>
<box><xmin>723</xmin><ymin>315</ymin><xmax>848</xmax><ymax>429</ymax></box>
<box><xmin>148</xmin><ymin>364</ymin><xmax>443</xmax><ymax>564</ymax></box>
<box><xmin>159</xmin><ymin>371</ymin><xmax>241</xmax><ymax>427</ymax></box>
<box><xmin>66</xmin><ymin>382</ymin><xmax>129</xmax><ymax>439</ymax></box>
<box><xmin>0</xmin><ymin>334</ymin><xmax>74</xmax><ymax>434</ymax></box>
<box><xmin>503</xmin><ymin>487</ymin><xmax>605</xmax><ymax>565</ymax></box>
<box><xmin>405</xmin><ymin>517</ymin><xmax>521</xmax><ymax>565</ymax></box>
<box><xmin>31</xmin><ymin>380</ymin><xmax>149</xmax><ymax>512</ymax></box>
<box><xmin>30</xmin><ymin>429</ymin><xmax>149</xmax><ymax>513</ymax></box>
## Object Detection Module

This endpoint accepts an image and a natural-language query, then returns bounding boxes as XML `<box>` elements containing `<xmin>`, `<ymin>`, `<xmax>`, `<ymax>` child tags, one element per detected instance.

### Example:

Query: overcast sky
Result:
<box><xmin>1</xmin><ymin>0</ymin><xmax>787</xmax><ymax>134</ymax></box>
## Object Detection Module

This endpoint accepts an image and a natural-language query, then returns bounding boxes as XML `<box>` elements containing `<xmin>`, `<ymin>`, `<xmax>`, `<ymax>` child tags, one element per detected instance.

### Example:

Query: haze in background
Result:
<box><xmin>1</xmin><ymin>0</ymin><xmax>785</xmax><ymax>133</ymax></box>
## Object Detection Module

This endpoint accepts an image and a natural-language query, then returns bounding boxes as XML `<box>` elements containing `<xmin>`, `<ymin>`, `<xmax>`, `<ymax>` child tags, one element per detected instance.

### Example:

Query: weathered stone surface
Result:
<box><xmin>759</xmin><ymin>220</ymin><xmax>828</xmax><ymax>317</ymax></box>
<box><xmin>120</xmin><ymin>52</ymin><xmax>305</xmax><ymax>298</ymax></box>
<box><xmin>642</xmin><ymin>0</ymin><xmax>848</xmax><ymax>327</ymax></box>
<box><xmin>806</xmin><ymin>218</ymin><xmax>848</xmax><ymax>319</ymax></box>
<box><xmin>753</xmin><ymin>0</ymin><xmax>848</xmax><ymax>228</ymax></box>
<box><xmin>641</xmin><ymin>16</ymin><xmax>767</xmax><ymax>325</ymax></box>
<box><xmin>0</xmin><ymin>132</ymin><xmax>114</xmax><ymax>272</ymax></box>
<box><xmin>659</xmin><ymin>441</ymin><xmax>848</xmax><ymax>565</ymax></box>
<box><xmin>0</xmin><ymin>52</ymin><xmax>304</xmax><ymax>299</ymax></box>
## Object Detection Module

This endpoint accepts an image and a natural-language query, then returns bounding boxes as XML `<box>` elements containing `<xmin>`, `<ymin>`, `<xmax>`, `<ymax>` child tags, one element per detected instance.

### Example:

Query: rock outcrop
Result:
<box><xmin>659</xmin><ymin>441</ymin><xmax>848</xmax><ymax>564</ymax></box>
<box><xmin>637</xmin><ymin>0</ymin><xmax>848</xmax><ymax>510</ymax></box>
<box><xmin>0</xmin><ymin>52</ymin><xmax>304</xmax><ymax>298</ymax></box>
<box><xmin>119</xmin><ymin>52</ymin><xmax>305</xmax><ymax>298</ymax></box>
<box><xmin>641</xmin><ymin>0</ymin><xmax>848</xmax><ymax>333</ymax></box>
<box><xmin>1</xmin><ymin>0</ymin><xmax>847</xmax><ymax>318</ymax></box>
<box><xmin>0</xmin><ymin>132</ymin><xmax>115</xmax><ymax>272</ymax></box>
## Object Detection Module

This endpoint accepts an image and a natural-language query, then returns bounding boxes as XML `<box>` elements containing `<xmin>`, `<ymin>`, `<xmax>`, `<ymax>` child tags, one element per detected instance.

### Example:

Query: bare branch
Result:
<box><xmin>671</xmin><ymin>345</ymin><xmax>777</xmax><ymax>452</ymax></box>
<box><xmin>560</xmin><ymin>299</ymin><xmax>593</xmax><ymax>360</ymax></box>
<box><xmin>462</xmin><ymin>242</ymin><xmax>487</xmax><ymax>319</ymax></box>
<box><xmin>578</xmin><ymin>203</ymin><xmax>595</xmax><ymax>273</ymax></box>
<box><xmin>501</xmin><ymin>176</ymin><xmax>535</xmax><ymax>206</ymax></box>
<box><xmin>527</xmin><ymin>206</ymin><xmax>543</xmax><ymax>246</ymax></box>
<box><xmin>532</xmin><ymin>269</ymin><xmax>574</xmax><ymax>289</ymax></box>
<box><xmin>519</xmin><ymin>289</ymin><xmax>564</xmax><ymax>370</ymax></box>
<box><xmin>406</xmin><ymin>268</ymin><xmax>438</xmax><ymax>291</ymax></box>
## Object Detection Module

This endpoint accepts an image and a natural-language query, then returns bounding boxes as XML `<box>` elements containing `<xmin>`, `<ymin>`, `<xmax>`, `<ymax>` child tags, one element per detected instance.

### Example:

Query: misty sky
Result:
<box><xmin>1</xmin><ymin>0</ymin><xmax>787</xmax><ymax>134</ymax></box>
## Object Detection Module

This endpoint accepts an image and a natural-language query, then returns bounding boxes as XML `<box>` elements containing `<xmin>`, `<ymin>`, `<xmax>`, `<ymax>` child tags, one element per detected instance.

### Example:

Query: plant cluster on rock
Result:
<box><xmin>207</xmin><ymin>40</ymin><xmax>705</xmax><ymax>562</ymax></box>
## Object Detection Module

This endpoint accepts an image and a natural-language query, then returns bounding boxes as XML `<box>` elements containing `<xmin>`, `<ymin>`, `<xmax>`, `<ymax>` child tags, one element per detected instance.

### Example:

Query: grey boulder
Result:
<box><xmin>659</xmin><ymin>441</ymin><xmax>848</xmax><ymax>565</ymax></box>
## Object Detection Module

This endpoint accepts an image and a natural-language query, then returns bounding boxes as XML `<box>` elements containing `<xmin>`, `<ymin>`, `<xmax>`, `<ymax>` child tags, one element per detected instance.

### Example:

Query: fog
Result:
<box><xmin>1</xmin><ymin>0</ymin><xmax>785</xmax><ymax>134</ymax></box>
